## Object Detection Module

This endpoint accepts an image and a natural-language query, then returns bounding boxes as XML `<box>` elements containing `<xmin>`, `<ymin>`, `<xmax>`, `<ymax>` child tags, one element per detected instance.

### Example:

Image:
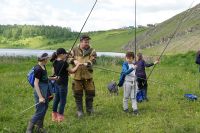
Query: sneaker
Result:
<box><xmin>57</xmin><ymin>114</ymin><xmax>64</xmax><ymax>122</ymax></box>
<box><xmin>51</xmin><ymin>112</ymin><xmax>58</xmax><ymax>122</ymax></box>
<box><xmin>133</xmin><ymin>110</ymin><xmax>139</xmax><ymax>116</ymax></box>
<box><xmin>123</xmin><ymin>109</ymin><xmax>129</xmax><ymax>113</ymax></box>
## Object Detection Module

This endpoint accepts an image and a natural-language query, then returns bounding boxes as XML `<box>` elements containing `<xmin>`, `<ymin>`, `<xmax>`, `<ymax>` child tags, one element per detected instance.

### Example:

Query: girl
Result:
<box><xmin>26</xmin><ymin>53</ymin><xmax>51</xmax><ymax>133</ymax></box>
<box><xmin>51</xmin><ymin>48</ymin><xmax>81</xmax><ymax>122</ymax></box>
<box><xmin>135</xmin><ymin>53</ymin><xmax>159</xmax><ymax>101</ymax></box>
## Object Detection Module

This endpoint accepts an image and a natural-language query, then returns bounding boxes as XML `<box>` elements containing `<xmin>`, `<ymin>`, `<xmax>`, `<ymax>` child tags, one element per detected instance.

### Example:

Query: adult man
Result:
<box><xmin>70</xmin><ymin>34</ymin><xmax>97</xmax><ymax>118</ymax></box>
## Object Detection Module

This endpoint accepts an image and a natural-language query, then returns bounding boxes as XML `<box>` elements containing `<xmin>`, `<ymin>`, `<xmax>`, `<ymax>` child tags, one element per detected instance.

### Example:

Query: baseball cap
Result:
<box><xmin>80</xmin><ymin>34</ymin><xmax>91</xmax><ymax>41</ymax></box>
<box><xmin>56</xmin><ymin>48</ymin><xmax>67</xmax><ymax>55</ymax></box>
<box><xmin>37</xmin><ymin>53</ymin><xmax>49</xmax><ymax>61</ymax></box>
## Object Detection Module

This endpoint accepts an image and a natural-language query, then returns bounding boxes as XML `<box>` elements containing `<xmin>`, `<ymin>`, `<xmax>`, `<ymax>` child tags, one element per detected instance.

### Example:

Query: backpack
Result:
<box><xmin>136</xmin><ymin>90</ymin><xmax>144</xmax><ymax>102</ymax></box>
<box><xmin>107</xmin><ymin>81</ymin><xmax>118</xmax><ymax>94</ymax></box>
<box><xmin>27</xmin><ymin>67</ymin><xmax>35</xmax><ymax>88</ymax></box>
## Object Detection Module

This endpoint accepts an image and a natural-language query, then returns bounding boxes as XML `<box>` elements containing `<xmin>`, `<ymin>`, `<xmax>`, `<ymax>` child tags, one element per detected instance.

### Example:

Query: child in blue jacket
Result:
<box><xmin>118</xmin><ymin>52</ymin><xmax>138</xmax><ymax>115</ymax></box>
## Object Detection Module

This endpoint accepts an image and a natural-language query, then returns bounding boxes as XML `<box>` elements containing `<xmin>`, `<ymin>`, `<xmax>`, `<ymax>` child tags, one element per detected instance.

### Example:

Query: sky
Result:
<box><xmin>0</xmin><ymin>0</ymin><xmax>199</xmax><ymax>32</ymax></box>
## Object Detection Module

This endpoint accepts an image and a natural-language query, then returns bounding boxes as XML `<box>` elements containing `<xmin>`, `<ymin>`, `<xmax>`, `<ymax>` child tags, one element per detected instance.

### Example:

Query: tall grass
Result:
<box><xmin>1</xmin><ymin>52</ymin><xmax>200</xmax><ymax>133</ymax></box>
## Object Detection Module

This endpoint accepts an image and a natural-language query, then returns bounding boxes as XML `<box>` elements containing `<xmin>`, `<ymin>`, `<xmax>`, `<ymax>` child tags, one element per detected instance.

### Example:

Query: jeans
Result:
<box><xmin>137</xmin><ymin>78</ymin><xmax>148</xmax><ymax>99</ymax></box>
<box><xmin>52</xmin><ymin>84</ymin><xmax>68</xmax><ymax>114</ymax></box>
<box><xmin>31</xmin><ymin>83</ymin><xmax>49</xmax><ymax>123</ymax></box>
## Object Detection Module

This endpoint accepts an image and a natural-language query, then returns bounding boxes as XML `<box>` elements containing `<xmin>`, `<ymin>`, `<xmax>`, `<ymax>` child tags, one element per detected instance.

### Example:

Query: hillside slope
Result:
<box><xmin>124</xmin><ymin>3</ymin><xmax>200</xmax><ymax>55</ymax></box>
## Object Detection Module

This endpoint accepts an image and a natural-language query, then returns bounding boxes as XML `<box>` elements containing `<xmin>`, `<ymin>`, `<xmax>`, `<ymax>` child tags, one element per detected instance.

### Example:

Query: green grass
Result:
<box><xmin>1</xmin><ymin>52</ymin><xmax>200</xmax><ymax>133</ymax></box>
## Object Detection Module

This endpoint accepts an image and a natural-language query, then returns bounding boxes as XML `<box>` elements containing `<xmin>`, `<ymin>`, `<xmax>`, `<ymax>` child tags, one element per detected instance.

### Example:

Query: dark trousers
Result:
<box><xmin>72</xmin><ymin>79</ymin><xmax>95</xmax><ymax>112</ymax></box>
<box><xmin>137</xmin><ymin>77</ymin><xmax>148</xmax><ymax>99</ymax></box>
<box><xmin>31</xmin><ymin>90</ymin><xmax>49</xmax><ymax>124</ymax></box>
<box><xmin>52</xmin><ymin>84</ymin><xmax>68</xmax><ymax>114</ymax></box>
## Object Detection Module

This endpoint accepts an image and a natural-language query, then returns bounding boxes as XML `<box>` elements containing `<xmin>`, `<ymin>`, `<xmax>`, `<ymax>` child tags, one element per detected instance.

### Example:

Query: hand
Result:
<box><xmin>154</xmin><ymin>60</ymin><xmax>159</xmax><ymax>65</ymax></box>
<box><xmin>84</xmin><ymin>62</ymin><xmax>92</xmax><ymax>67</ymax></box>
<box><xmin>49</xmin><ymin>76</ymin><xmax>59</xmax><ymax>80</ymax></box>
<box><xmin>90</xmin><ymin>56</ymin><xmax>96</xmax><ymax>61</ymax></box>
<box><xmin>76</xmin><ymin>62</ymin><xmax>83</xmax><ymax>66</ymax></box>
<box><xmin>132</xmin><ymin>65</ymin><xmax>137</xmax><ymax>69</ymax></box>
<box><xmin>74</xmin><ymin>60</ymin><xmax>79</xmax><ymax>65</ymax></box>
<box><xmin>54</xmin><ymin>76</ymin><xmax>60</xmax><ymax>80</ymax></box>
<box><xmin>39</xmin><ymin>97</ymin><xmax>45</xmax><ymax>103</ymax></box>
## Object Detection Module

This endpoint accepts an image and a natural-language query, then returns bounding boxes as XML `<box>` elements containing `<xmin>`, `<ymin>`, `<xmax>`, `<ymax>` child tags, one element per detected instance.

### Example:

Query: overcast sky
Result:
<box><xmin>0</xmin><ymin>0</ymin><xmax>199</xmax><ymax>32</ymax></box>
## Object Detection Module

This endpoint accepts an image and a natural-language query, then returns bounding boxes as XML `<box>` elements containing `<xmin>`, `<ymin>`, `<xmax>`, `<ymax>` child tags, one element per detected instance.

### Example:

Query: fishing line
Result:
<box><xmin>147</xmin><ymin>0</ymin><xmax>196</xmax><ymax>79</ymax></box>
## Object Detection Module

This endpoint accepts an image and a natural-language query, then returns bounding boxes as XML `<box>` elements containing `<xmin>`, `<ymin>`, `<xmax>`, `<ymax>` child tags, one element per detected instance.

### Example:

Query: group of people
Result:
<box><xmin>25</xmin><ymin>34</ymin><xmax>159</xmax><ymax>133</ymax></box>
<box><xmin>26</xmin><ymin>35</ymin><xmax>96</xmax><ymax>133</ymax></box>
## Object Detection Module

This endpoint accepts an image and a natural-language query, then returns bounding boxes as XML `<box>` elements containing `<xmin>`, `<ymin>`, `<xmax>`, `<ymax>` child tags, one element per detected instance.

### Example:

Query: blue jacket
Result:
<box><xmin>118</xmin><ymin>61</ymin><xmax>134</xmax><ymax>87</ymax></box>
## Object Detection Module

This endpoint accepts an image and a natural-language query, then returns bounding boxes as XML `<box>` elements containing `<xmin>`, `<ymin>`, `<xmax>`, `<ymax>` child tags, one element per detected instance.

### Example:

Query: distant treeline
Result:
<box><xmin>0</xmin><ymin>25</ymin><xmax>78</xmax><ymax>40</ymax></box>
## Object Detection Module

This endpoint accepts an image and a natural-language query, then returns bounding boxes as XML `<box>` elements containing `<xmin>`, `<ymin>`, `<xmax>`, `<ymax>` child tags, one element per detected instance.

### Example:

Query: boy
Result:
<box><xmin>118</xmin><ymin>52</ymin><xmax>138</xmax><ymax>115</ymax></box>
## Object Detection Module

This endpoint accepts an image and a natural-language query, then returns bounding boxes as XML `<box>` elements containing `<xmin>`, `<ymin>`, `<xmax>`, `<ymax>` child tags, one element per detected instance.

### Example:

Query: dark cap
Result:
<box><xmin>38</xmin><ymin>53</ymin><xmax>49</xmax><ymax>61</ymax></box>
<box><xmin>56</xmin><ymin>48</ymin><xmax>67</xmax><ymax>55</ymax></box>
<box><xmin>80</xmin><ymin>34</ymin><xmax>91</xmax><ymax>41</ymax></box>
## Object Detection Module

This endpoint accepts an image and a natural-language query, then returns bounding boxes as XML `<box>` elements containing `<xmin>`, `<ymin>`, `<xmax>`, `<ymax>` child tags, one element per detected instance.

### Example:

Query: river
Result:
<box><xmin>0</xmin><ymin>48</ymin><xmax>125</xmax><ymax>57</ymax></box>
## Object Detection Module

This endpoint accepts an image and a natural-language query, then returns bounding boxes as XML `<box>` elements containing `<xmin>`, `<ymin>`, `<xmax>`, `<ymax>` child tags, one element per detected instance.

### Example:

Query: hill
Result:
<box><xmin>124</xmin><ymin>3</ymin><xmax>200</xmax><ymax>55</ymax></box>
<box><xmin>0</xmin><ymin>25</ymin><xmax>147</xmax><ymax>52</ymax></box>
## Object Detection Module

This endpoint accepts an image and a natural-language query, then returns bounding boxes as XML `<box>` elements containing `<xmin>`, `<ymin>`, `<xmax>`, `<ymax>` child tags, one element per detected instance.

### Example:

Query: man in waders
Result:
<box><xmin>70</xmin><ymin>35</ymin><xmax>97</xmax><ymax>118</ymax></box>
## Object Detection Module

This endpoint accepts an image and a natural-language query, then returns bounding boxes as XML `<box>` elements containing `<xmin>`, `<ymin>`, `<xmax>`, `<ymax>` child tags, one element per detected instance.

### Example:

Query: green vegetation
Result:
<box><xmin>89</xmin><ymin>28</ymin><xmax>146</xmax><ymax>52</ymax></box>
<box><xmin>1</xmin><ymin>52</ymin><xmax>200</xmax><ymax>133</ymax></box>
<box><xmin>0</xmin><ymin>25</ymin><xmax>78</xmax><ymax>40</ymax></box>
<box><xmin>0</xmin><ymin>26</ymin><xmax>147</xmax><ymax>52</ymax></box>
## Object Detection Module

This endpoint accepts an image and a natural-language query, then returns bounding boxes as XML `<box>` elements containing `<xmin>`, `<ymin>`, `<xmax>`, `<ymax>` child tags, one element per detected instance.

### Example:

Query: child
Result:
<box><xmin>26</xmin><ymin>53</ymin><xmax>51</xmax><ymax>133</ymax></box>
<box><xmin>135</xmin><ymin>53</ymin><xmax>159</xmax><ymax>101</ymax></box>
<box><xmin>50</xmin><ymin>48</ymin><xmax>81</xmax><ymax>122</ymax></box>
<box><xmin>118</xmin><ymin>52</ymin><xmax>138</xmax><ymax>115</ymax></box>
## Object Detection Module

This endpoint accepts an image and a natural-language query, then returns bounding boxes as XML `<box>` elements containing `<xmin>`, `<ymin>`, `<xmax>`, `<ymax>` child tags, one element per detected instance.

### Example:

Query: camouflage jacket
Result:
<box><xmin>70</xmin><ymin>46</ymin><xmax>97</xmax><ymax>80</ymax></box>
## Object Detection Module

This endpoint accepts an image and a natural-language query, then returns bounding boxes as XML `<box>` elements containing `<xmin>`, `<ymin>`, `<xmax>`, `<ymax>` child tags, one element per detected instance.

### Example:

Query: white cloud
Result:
<box><xmin>0</xmin><ymin>0</ymin><xmax>199</xmax><ymax>31</ymax></box>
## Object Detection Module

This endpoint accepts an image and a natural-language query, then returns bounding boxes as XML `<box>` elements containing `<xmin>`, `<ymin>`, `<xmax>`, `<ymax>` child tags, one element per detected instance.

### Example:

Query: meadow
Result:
<box><xmin>1</xmin><ymin>52</ymin><xmax>200</xmax><ymax>133</ymax></box>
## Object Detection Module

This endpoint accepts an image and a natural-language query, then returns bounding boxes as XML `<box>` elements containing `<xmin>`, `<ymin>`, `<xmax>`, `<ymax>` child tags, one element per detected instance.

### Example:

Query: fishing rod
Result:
<box><xmin>93</xmin><ymin>65</ymin><xmax>198</xmax><ymax>90</ymax></box>
<box><xmin>134</xmin><ymin>0</ymin><xmax>137</xmax><ymax>61</ymax></box>
<box><xmin>57</xmin><ymin>0</ymin><xmax>98</xmax><ymax>76</ymax></box>
<box><xmin>93</xmin><ymin>66</ymin><xmax>174</xmax><ymax>87</ymax></box>
<box><xmin>19</xmin><ymin>95</ymin><xmax>53</xmax><ymax>116</ymax></box>
<box><xmin>69</xmin><ymin>0</ymin><xmax>98</xmax><ymax>53</ymax></box>
<box><xmin>134</xmin><ymin>0</ymin><xmax>137</xmax><ymax>93</ymax></box>
<box><xmin>147</xmin><ymin>0</ymin><xmax>196</xmax><ymax>80</ymax></box>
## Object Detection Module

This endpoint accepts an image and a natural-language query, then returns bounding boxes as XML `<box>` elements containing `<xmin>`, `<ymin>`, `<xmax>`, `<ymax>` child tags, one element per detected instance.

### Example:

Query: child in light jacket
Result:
<box><xmin>118</xmin><ymin>52</ymin><xmax>138</xmax><ymax>115</ymax></box>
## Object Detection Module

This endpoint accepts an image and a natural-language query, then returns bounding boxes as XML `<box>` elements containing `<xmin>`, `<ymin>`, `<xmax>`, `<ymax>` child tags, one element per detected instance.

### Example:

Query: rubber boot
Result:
<box><xmin>75</xmin><ymin>95</ymin><xmax>84</xmax><ymax>118</ymax></box>
<box><xmin>35</xmin><ymin>118</ymin><xmax>47</xmax><ymax>133</ymax></box>
<box><xmin>26</xmin><ymin>121</ymin><xmax>34</xmax><ymax>133</ymax></box>
<box><xmin>86</xmin><ymin>96</ymin><xmax>94</xmax><ymax>115</ymax></box>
